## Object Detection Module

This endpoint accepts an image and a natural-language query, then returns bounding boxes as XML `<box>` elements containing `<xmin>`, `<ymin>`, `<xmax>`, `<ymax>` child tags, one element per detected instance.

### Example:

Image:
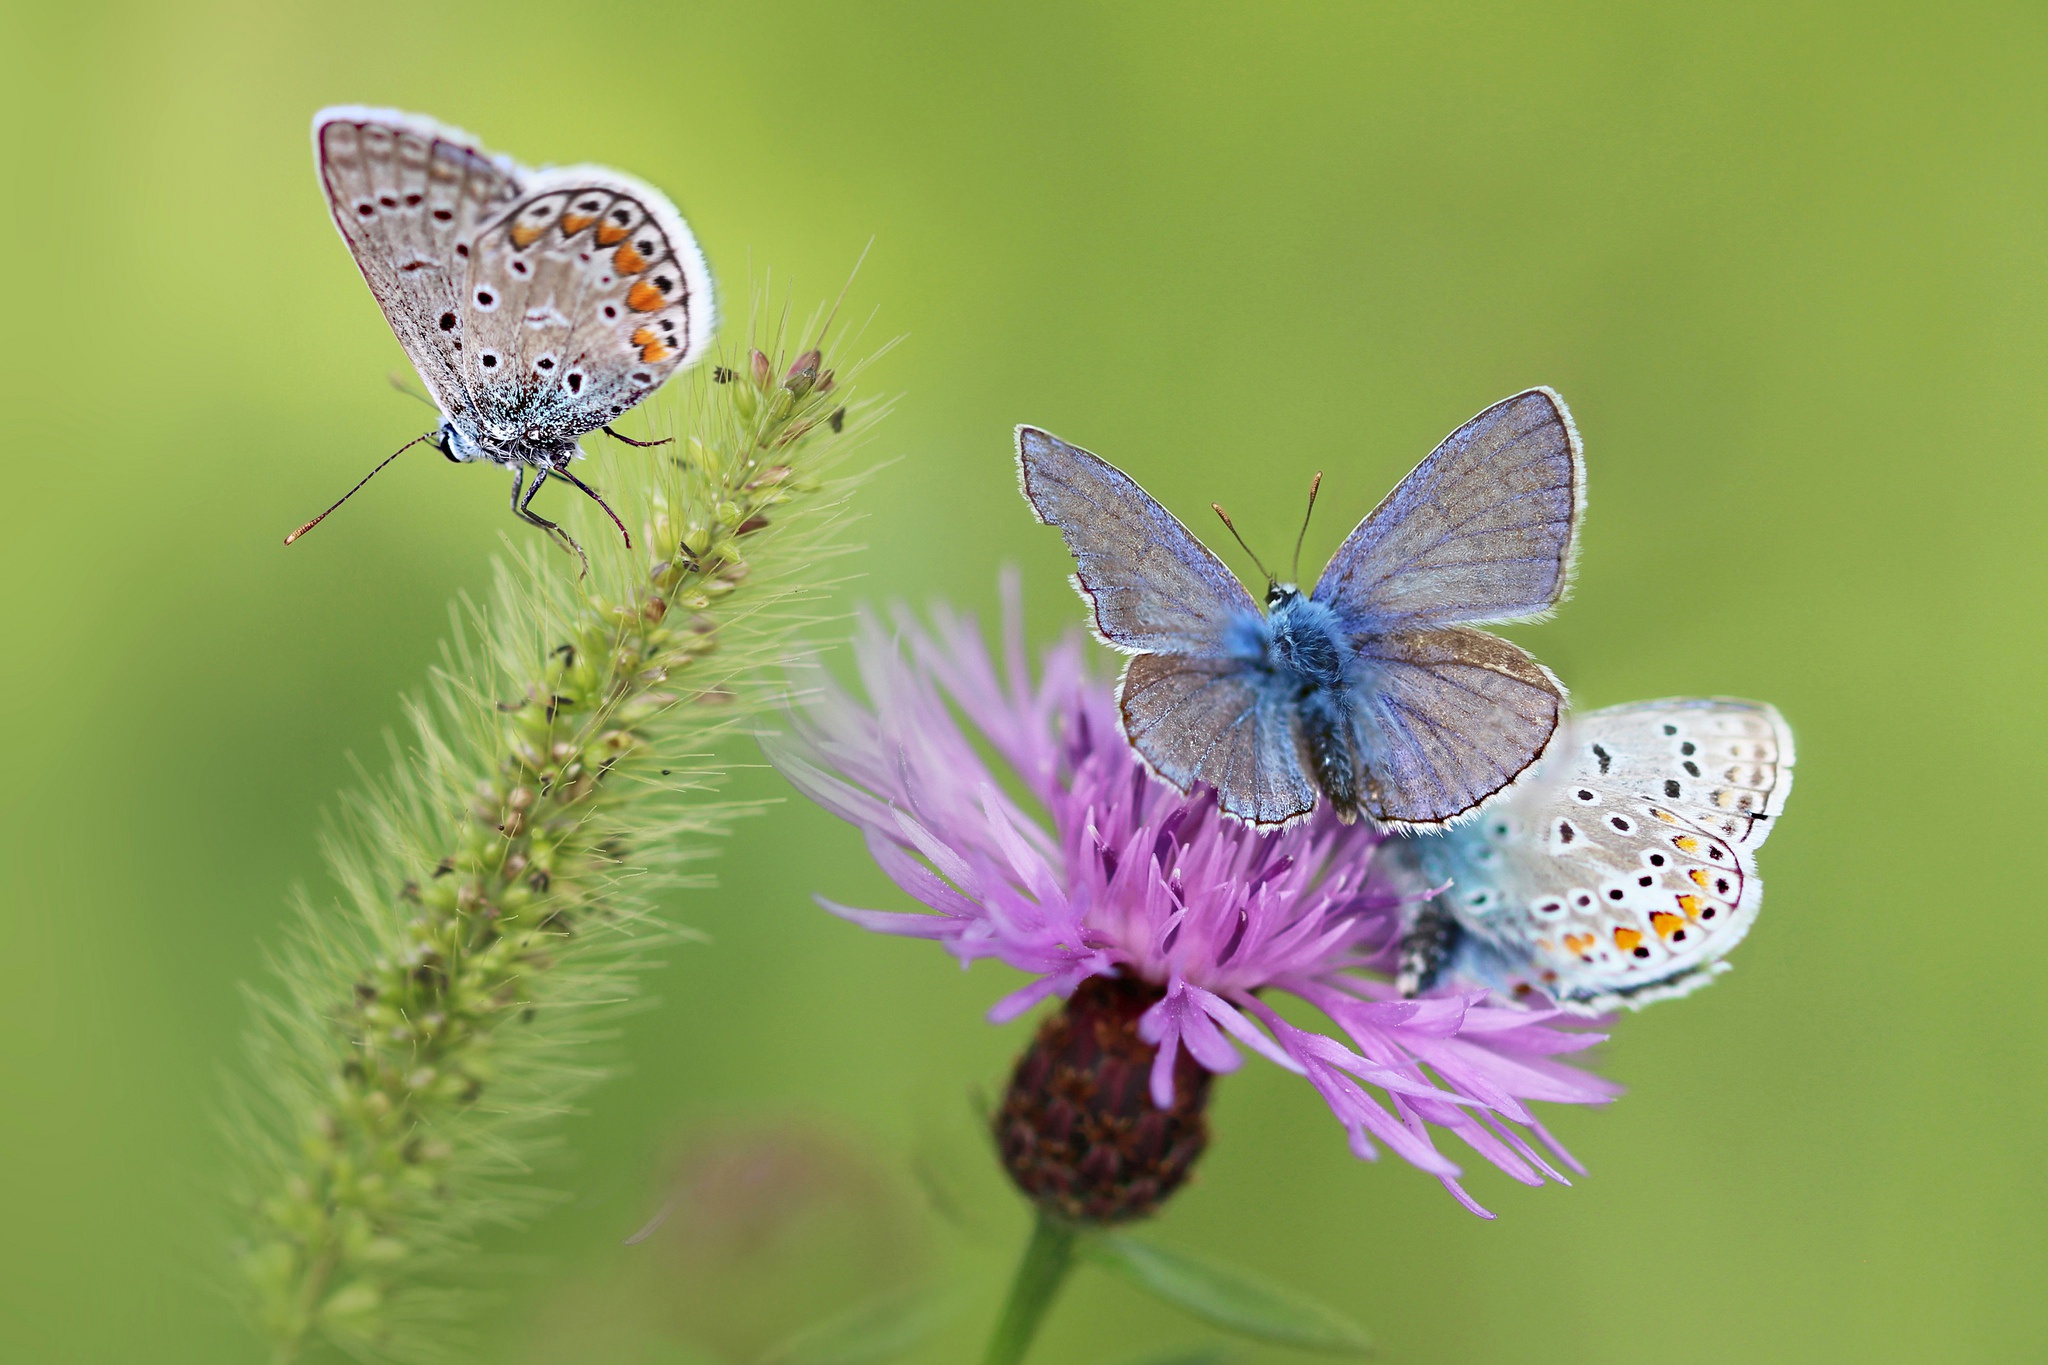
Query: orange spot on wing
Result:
<box><xmin>631</xmin><ymin>327</ymin><xmax>672</xmax><ymax>362</ymax></box>
<box><xmin>561</xmin><ymin>212</ymin><xmax>595</xmax><ymax>235</ymax></box>
<box><xmin>1650</xmin><ymin>912</ymin><xmax>1684</xmax><ymax>939</ymax></box>
<box><xmin>1613</xmin><ymin>927</ymin><xmax>1644</xmax><ymax>951</ymax></box>
<box><xmin>612</xmin><ymin>241</ymin><xmax>649</xmax><ymax>274</ymax></box>
<box><xmin>1675</xmin><ymin>894</ymin><xmax>1702</xmax><ymax>918</ymax></box>
<box><xmin>509</xmin><ymin>219</ymin><xmax>548</xmax><ymax>248</ymax></box>
<box><xmin>1674</xmin><ymin>835</ymin><xmax>1701</xmax><ymax>853</ymax></box>
<box><xmin>626</xmin><ymin>281</ymin><xmax>667</xmax><ymax>311</ymax></box>
<box><xmin>596</xmin><ymin>220</ymin><xmax>630</xmax><ymax>245</ymax></box>
<box><xmin>1689</xmin><ymin>868</ymin><xmax>1712</xmax><ymax>888</ymax></box>
<box><xmin>1563</xmin><ymin>932</ymin><xmax>1596</xmax><ymax>957</ymax></box>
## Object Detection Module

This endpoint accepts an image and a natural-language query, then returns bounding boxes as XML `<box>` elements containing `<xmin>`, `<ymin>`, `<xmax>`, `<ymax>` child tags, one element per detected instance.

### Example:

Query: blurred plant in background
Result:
<box><xmin>226</xmin><ymin>301</ymin><xmax>887</xmax><ymax>1364</ymax></box>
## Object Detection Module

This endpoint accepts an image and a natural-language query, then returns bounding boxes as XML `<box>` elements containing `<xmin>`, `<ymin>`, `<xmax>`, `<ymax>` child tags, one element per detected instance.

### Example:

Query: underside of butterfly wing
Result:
<box><xmin>457</xmin><ymin>168</ymin><xmax>713</xmax><ymax>451</ymax></box>
<box><xmin>314</xmin><ymin>107</ymin><xmax>522</xmax><ymax>417</ymax></box>
<box><xmin>1396</xmin><ymin>698</ymin><xmax>1794</xmax><ymax>1014</ymax></box>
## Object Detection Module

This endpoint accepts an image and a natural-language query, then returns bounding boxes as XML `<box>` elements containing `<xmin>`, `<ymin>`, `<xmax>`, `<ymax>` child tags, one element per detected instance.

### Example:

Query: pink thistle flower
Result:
<box><xmin>766</xmin><ymin>580</ymin><xmax>1620</xmax><ymax>1218</ymax></box>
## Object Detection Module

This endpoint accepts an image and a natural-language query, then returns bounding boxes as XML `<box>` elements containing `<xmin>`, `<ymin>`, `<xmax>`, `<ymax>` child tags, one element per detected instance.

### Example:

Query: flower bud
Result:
<box><xmin>784</xmin><ymin>349</ymin><xmax>823</xmax><ymax>396</ymax></box>
<box><xmin>992</xmin><ymin>974</ymin><xmax>1213</xmax><ymax>1224</ymax></box>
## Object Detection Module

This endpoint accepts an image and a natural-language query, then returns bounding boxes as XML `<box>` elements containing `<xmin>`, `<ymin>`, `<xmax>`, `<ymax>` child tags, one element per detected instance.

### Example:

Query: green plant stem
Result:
<box><xmin>982</xmin><ymin>1212</ymin><xmax>1080</xmax><ymax>1365</ymax></box>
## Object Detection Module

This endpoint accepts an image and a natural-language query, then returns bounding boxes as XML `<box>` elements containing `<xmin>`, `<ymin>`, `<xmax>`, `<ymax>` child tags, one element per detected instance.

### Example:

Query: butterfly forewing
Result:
<box><xmin>1015</xmin><ymin>426</ymin><xmax>1258</xmax><ymax>655</ymax></box>
<box><xmin>1313</xmin><ymin>388</ymin><xmax>1583</xmax><ymax>629</ymax></box>
<box><xmin>462</xmin><ymin>170</ymin><xmax>713</xmax><ymax>442</ymax></box>
<box><xmin>1401</xmin><ymin>698</ymin><xmax>1794</xmax><ymax>1014</ymax></box>
<box><xmin>315</xmin><ymin>108</ymin><xmax>522</xmax><ymax>415</ymax></box>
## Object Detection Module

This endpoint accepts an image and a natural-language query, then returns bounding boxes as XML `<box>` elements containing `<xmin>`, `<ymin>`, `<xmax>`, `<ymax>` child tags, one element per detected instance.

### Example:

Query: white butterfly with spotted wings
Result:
<box><xmin>298</xmin><ymin>107</ymin><xmax>714</xmax><ymax>554</ymax></box>
<box><xmin>1392</xmin><ymin>698</ymin><xmax>1795</xmax><ymax>1015</ymax></box>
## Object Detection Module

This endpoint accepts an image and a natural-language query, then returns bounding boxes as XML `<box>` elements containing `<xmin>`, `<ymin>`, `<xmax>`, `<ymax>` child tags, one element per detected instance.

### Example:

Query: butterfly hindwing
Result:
<box><xmin>1119</xmin><ymin>653</ymin><xmax>1317</xmax><ymax>827</ymax></box>
<box><xmin>462</xmin><ymin>170</ymin><xmax>714</xmax><ymax>442</ymax></box>
<box><xmin>1350</xmin><ymin>626</ymin><xmax>1565</xmax><ymax>826</ymax></box>
<box><xmin>1398</xmin><ymin>698</ymin><xmax>1795</xmax><ymax>1014</ymax></box>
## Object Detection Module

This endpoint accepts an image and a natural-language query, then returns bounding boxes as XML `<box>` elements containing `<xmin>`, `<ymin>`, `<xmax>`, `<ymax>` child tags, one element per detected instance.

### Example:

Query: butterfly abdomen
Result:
<box><xmin>1265</xmin><ymin>593</ymin><xmax>1362</xmax><ymax>820</ymax></box>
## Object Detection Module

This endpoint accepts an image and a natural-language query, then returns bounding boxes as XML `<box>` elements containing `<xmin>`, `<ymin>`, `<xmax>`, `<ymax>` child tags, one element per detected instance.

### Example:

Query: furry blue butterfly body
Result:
<box><xmin>1017</xmin><ymin>389</ymin><xmax>1586</xmax><ymax>830</ymax></box>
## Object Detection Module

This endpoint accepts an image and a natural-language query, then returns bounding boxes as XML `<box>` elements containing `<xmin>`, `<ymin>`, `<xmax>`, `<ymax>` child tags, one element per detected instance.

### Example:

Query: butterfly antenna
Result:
<box><xmin>554</xmin><ymin>465</ymin><xmax>633</xmax><ymax>550</ymax></box>
<box><xmin>284</xmin><ymin>434</ymin><xmax>429</xmax><ymax>545</ymax></box>
<box><xmin>1290</xmin><ymin>471</ymin><xmax>1323</xmax><ymax>582</ymax></box>
<box><xmin>1211</xmin><ymin>502</ymin><xmax>1275</xmax><ymax>586</ymax></box>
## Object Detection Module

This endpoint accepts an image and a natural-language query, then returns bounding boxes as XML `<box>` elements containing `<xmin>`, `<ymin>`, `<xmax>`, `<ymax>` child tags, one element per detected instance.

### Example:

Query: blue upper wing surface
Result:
<box><xmin>1016</xmin><ymin>425</ymin><xmax>1259</xmax><ymax>655</ymax></box>
<box><xmin>1120</xmin><ymin>653</ymin><xmax>1318</xmax><ymax>827</ymax></box>
<box><xmin>1312</xmin><ymin>389</ymin><xmax>1583</xmax><ymax>631</ymax></box>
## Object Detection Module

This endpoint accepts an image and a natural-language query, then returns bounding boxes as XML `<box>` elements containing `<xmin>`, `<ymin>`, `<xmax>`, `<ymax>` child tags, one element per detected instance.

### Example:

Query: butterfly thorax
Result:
<box><xmin>430</xmin><ymin>414</ymin><xmax>578</xmax><ymax>469</ymax></box>
<box><xmin>1259</xmin><ymin>588</ymin><xmax>1348</xmax><ymax>690</ymax></box>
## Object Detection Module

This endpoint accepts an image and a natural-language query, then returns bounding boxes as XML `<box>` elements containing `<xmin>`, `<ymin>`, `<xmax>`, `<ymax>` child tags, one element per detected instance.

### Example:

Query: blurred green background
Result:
<box><xmin>3</xmin><ymin>1</ymin><xmax>2043</xmax><ymax>1360</ymax></box>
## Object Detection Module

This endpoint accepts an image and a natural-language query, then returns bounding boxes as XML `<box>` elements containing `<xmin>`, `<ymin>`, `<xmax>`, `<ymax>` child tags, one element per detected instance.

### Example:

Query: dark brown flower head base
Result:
<box><xmin>994</xmin><ymin>974</ymin><xmax>1214</xmax><ymax>1225</ymax></box>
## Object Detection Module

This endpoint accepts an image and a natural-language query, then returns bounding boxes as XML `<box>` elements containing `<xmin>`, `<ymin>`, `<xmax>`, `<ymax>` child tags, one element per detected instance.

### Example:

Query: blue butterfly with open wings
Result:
<box><xmin>1016</xmin><ymin>388</ymin><xmax>1585</xmax><ymax>830</ymax></box>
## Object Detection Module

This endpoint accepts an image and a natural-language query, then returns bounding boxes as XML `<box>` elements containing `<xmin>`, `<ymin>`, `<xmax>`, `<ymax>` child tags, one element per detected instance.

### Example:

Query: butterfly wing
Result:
<box><xmin>1120</xmin><ymin>654</ymin><xmax>1317</xmax><ymax>827</ymax></box>
<box><xmin>1313</xmin><ymin>387</ymin><xmax>1584</xmax><ymax>629</ymax></box>
<box><xmin>1016</xmin><ymin>426</ymin><xmax>1259</xmax><ymax>653</ymax></box>
<box><xmin>314</xmin><ymin>107</ymin><xmax>523</xmax><ymax>416</ymax></box>
<box><xmin>1017</xmin><ymin>427</ymin><xmax>1315</xmax><ymax>825</ymax></box>
<box><xmin>1347</xmin><ymin>626</ymin><xmax>1566</xmax><ymax>827</ymax></box>
<box><xmin>1310</xmin><ymin>388</ymin><xmax>1582</xmax><ymax>825</ymax></box>
<box><xmin>1398</xmin><ymin>698</ymin><xmax>1795</xmax><ymax>1014</ymax></box>
<box><xmin>461</xmin><ymin>168</ymin><xmax>714</xmax><ymax>441</ymax></box>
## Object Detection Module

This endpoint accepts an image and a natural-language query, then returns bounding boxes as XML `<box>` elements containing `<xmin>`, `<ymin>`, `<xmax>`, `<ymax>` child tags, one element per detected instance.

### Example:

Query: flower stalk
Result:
<box><xmin>229</xmin><ymin>308</ymin><xmax>884</xmax><ymax>1363</ymax></box>
<box><xmin>981</xmin><ymin>1212</ymin><xmax>1079</xmax><ymax>1365</ymax></box>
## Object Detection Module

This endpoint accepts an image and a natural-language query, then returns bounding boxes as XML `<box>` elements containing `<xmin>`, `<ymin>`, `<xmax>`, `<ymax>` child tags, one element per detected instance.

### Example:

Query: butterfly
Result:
<box><xmin>1016</xmin><ymin>388</ymin><xmax>1584</xmax><ymax>830</ymax></box>
<box><xmin>292</xmin><ymin>107</ymin><xmax>715</xmax><ymax>558</ymax></box>
<box><xmin>1392</xmin><ymin>698</ymin><xmax>1795</xmax><ymax>1014</ymax></box>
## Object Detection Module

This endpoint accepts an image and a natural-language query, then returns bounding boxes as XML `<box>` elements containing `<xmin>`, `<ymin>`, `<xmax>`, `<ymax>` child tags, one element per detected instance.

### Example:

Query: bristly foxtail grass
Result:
<box><xmin>227</xmin><ymin>290</ymin><xmax>895</xmax><ymax>1365</ymax></box>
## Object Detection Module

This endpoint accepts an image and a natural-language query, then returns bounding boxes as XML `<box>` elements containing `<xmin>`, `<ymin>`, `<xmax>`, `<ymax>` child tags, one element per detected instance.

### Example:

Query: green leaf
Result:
<box><xmin>1085</xmin><ymin>1234</ymin><xmax>1374</xmax><ymax>1356</ymax></box>
<box><xmin>759</xmin><ymin>1286</ymin><xmax>957</xmax><ymax>1365</ymax></box>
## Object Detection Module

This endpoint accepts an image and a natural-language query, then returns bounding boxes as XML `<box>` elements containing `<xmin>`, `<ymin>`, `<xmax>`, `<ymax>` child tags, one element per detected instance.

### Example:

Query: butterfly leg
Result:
<box><xmin>509</xmin><ymin>465</ymin><xmax>590</xmax><ymax>577</ymax></box>
<box><xmin>552</xmin><ymin>462</ymin><xmax>633</xmax><ymax>550</ymax></box>
<box><xmin>602</xmin><ymin>424</ymin><xmax>671</xmax><ymax>448</ymax></box>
